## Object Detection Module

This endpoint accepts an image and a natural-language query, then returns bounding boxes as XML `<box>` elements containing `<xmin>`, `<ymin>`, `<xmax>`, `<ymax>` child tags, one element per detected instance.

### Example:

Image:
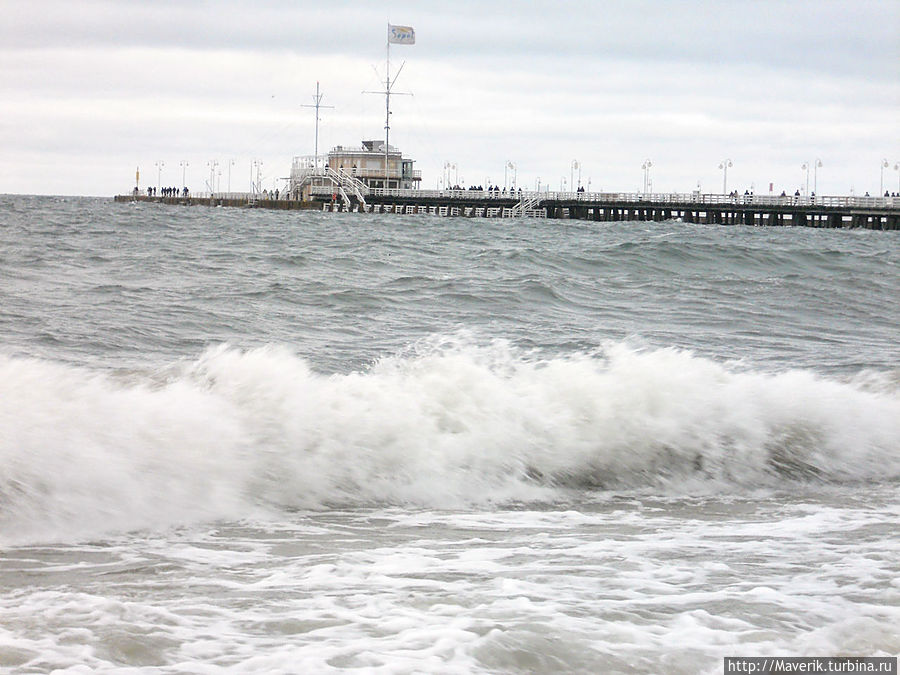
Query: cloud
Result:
<box><xmin>0</xmin><ymin>0</ymin><xmax>897</xmax><ymax>196</ymax></box>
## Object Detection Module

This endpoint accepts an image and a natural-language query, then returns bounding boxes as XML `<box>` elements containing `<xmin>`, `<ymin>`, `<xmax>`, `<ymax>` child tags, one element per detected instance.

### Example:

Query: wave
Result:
<box><xmin>2</xmin><ymin>339</ymin><xmax>899</xmax><ymax>543</ymax></box>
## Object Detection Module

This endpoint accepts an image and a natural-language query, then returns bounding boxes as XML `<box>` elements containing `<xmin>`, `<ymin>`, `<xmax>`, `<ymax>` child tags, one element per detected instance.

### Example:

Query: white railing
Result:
<box><xmin>291</xmin><ymin>161</ymin><xmax>420</xmax><ymax>183</ymax></box>
<box><xmin>188</xmin><ymin>191</ymin><xmax>290</xmax><ymax>201</ymax></box>
<box><xmin>331</xmin><ymin>168</ymin><xmax>369</xmax><ymax>194</ymax></box>
<box><xmin>548</xmin><ymin>191</ymin><xmax>898</xmax><ymax>209</ymax></box>
<box><xmin>331</xmin><ymin>167</ymin><xmax>422</xmax><ymax>180</ymax></box>
<box><xmin>337</xmin><ymin>187</ymin><xmax>898</xmax><ymax>209</ymax></box>
<box><xmin>366</xmin><ymin>188</ymin><xmax>523</xmax><ymax>200</ymax></box>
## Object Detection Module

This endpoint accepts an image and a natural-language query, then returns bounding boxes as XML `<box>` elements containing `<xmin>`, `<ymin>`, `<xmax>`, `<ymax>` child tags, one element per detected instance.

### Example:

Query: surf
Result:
<box><xmin>2</xmin><ymin>338</ymin><xmax>899</xmax><ymax>544</ymax></box>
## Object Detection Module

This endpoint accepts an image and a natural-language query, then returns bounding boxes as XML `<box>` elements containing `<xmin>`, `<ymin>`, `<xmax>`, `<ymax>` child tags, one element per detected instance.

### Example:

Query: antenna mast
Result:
<box><xmin>300</xmin><ymin>81</ymin><xmax>334</xmax><ymax>169</ymax></box>
<box><xmin>364</xmin><ymin>24</ymin><xmax>412</xmax><ymax>189</ymax></box>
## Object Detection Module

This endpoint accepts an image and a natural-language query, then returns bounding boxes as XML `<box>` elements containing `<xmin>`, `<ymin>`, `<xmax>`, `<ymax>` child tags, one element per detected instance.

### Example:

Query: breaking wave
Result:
<box><xmin>2</xmin><ymin>339</ymin><xmax>899</xmax><ymax>543</ymax></box>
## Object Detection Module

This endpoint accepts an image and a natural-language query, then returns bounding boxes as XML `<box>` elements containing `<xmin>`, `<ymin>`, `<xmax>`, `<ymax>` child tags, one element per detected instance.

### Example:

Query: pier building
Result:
<box><xmin>289</xmin><ymin>141</ymin><xmax>421</xmax><ymax>202</ymax></box>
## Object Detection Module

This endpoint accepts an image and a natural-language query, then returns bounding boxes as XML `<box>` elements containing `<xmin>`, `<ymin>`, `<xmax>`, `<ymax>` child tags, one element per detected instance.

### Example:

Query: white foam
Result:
<box><xmin>2</xmin><ymin>339</ymin><xmax>899</xmax><ymax>543</ymax></box>
<box><xmin>1</xmin><ymin>503</ymin><xmax>897</xmax><ymax>671</ymax></box>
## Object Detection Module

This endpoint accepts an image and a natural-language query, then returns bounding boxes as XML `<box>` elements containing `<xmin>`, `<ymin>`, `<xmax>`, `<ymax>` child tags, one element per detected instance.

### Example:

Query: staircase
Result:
<box><xmin>511</xmin><ymin>194</ymin><xmax>544</xmax><ymax>217</ymax></box>
<box><xmin>326</xmin><ymin>168</ymin><xmax>369</xmax><ymax>209</ymax></box>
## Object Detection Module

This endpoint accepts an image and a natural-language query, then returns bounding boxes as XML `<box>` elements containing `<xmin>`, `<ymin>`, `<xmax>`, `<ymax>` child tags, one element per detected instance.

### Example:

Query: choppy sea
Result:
<box><xmin>1</xmin><ymin>194</ymin><xmax>898</xmax><ymax>673</ymax></box>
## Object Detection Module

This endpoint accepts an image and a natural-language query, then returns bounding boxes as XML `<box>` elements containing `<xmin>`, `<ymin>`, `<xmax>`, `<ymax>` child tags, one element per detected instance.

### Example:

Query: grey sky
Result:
<box><xmin>1</xmin><ymin>0</ymin><xmax>898</xmax><ymax>196</ymax></box>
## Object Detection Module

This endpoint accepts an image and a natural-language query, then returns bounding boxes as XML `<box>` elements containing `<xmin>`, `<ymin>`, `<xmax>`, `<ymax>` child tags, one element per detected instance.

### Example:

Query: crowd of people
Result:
<box><xmin>446</xmin><ymin>185</ymin><xmax>589</xmax><ymax>194</ymax></box>
<box><xmin>446</xmin><ymin>185</ymin><xmax>526</xmax><ymax>195</ymax></box>
<box><xmin>135</xmin><ymin>186</ymin><xmax>190</xmax><ymax>198</ymax></box>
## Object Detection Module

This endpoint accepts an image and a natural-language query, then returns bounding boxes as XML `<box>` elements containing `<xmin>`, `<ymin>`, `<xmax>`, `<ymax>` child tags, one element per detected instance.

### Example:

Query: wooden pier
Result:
<box><xmin>539</xmin><ymin>193</ymin><xmax>900</xmax><ymax>230</ymax></box>
<box><xmin>115</xmin><ymin>194</ymin><xmax>318</xmax><ymax>210</ymax></box>
<box><xmin>116</xmin><ymin>189</ymin><xmax>900</xmax><ymax>230</ymax></box>
<box><xmin>319</xmin><ymin>186</ymin><xmax>900</xmax><ymax>230</ymax></box>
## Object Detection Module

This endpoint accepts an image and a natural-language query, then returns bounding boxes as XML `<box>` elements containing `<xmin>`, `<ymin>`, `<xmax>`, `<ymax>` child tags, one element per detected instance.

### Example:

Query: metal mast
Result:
<box><xmin>385</xmin><ymin>30</ymin><xmax>391</xmax><ymax>187</ymax></box>
<box><xmin>300</xmin><ymin>81</ymin><xmax>334</xmax><ymax>169</ymax></box>
<box><xmin>364</xmin><ymin>25</ymin><xmax>410</xmax><ymax>189</ymax></box>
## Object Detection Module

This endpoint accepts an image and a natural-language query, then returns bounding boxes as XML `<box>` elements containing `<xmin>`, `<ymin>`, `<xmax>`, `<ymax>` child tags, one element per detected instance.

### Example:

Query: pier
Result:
<box><xmin>115</xmin><ymin>194</ymin><xmax>319</xmax><ymax>210</ymax></box>
<box><xmin>116</xmin><ymin>187</ymin><xmax>900</xmax><ymax>230</ymax></box>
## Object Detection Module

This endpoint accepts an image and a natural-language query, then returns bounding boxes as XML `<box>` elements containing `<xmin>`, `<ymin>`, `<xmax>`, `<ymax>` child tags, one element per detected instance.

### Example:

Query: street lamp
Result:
<box><xmin>571</xmin><ymin>160</ymin><xmax>580</xmax><ymax>192</ymax></box>
<box><xmin>719</xmin><ymin>159</ymin><xmax>733</xmax><ymax>194</ymax></box>
<box><xmin>179</xmin><ymin>160</ymin><xmax>188</xmax><ymax>193</ymax></box>
<box><xmin>881</xmin><ymin>159</ymin><xmax>889</xmax><ymax>196</ymax></box>
<box><xmin>642</xmin><ymin>159</ymin><xmax>652</xmax><ymax>193</ymax></box>
<box><xmin>506</xmin><ymin>161</ymin><xmax>516</xmax><ymax>190</ymax></box>
<box><xmin>251</xmin><ymin>160</ymin><xmax>263</xmax><ymax>195</ymax></box>
<box><xmin>894</xmin><ymin>162</ymin><xmax>900</xmax><ymax>194</ymax></box>
<box><xmin>227</xmin><ymin>159</ymin><xmax>235</xmax><ymax>193</ymax></box>
<box><xmin>813</xmin><ymin>159</ymin><xmax>823</xmax><ymax>195</ymax></box>
<box><xmin>801</xmin><ymin>162</ymin><xmax>809</xmax><ymax>197</ymax></box>
<box><xmin>155</xmin><ymin>160</ymin><xmax>164</xmax><ymax>194</ymax></box>
<box><xmin>443</xmin><ymin>161</ymin><xmax>456</xmax><ymax>189</ymax></box>
<box><xmin>207</xmin><ymin>159</ymin><xmax>219</xmax><ymax>195</ymax></box>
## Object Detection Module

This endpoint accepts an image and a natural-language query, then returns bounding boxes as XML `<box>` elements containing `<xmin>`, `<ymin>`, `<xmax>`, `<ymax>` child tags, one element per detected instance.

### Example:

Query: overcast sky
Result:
<box><xmin>1</xmin><ymin>0</ymin><xmax>898</xmax><ymax>196</ymax></box>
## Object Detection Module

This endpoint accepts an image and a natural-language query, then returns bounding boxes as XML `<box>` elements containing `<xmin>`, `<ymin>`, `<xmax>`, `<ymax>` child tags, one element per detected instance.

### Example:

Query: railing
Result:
<box><xmin>332</xmin><ymin>167</ymin><xmax>422</xmax><ymax>180</ymax></box>
<box><xmin>342</xmin><ymin>187</ymin><xmax>898</xmax><ymax>209</ymax></box>
<box><xmin>547</xmin><ymin>191</ymin><xmax>898</xmax><ymax>209</ymax></box>
<box><xmin>187</xmin><ymin>191</ymin><xmax>286</xmax><ymax>201</ymax></box>
<box><xmin>331</xmin><ymin>168</ymin><xmax>369</xmax><ymax>195</ymax></box>
<box><xmin>291</xmin><ymin>162</ymin><xmax>421</xmax><ymax>182</ymax></box>
<box><xmin>367</xmin><ymin>188</ymin><xmax>523</xmax><ymax>199</ymax></box>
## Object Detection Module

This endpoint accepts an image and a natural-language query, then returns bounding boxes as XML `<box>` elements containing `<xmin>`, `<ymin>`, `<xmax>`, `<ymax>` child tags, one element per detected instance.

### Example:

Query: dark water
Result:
<box><xmin>1</xmin><ymin>195</ymin><xmax>898</xmax><ymax>673</ymax></box>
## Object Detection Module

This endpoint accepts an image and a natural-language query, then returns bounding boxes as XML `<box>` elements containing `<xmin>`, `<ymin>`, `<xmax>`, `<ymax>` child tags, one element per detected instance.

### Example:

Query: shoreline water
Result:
<box><xmin>2</xmin><ymin>194</ymin><xmax>898</xmax><ymax>672</ymax></box>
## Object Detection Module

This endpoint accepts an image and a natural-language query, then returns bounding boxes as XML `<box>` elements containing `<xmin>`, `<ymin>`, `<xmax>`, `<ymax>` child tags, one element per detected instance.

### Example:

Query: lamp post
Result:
<box><xmin>571</xmin><ymin>160</ymin><xmax>580</xmax><ymax>192</ymax></box>
<box><xmin>642</xmin><ymin>159</ymin><xmax>652</xmax><ymax>193</ymax></box>
<box><xmin>443</xmin><ymin>161</ymin><xmax>456</xmax><ymax>189</ymax></box>
<box><xmin>894</xmin><ymin>162</ymin><xmax>900</xmax><ymax>194</ymax></box>
<box><xmin>207</xmin><ymin>160</ymin><xmax>218</xmax><ymax>195</ymax></box>
<box><xmin>251</xmin><ymin>160</ymin><xmax>262</xmax><ymax>195</ymax></box>
<box><xmin>881</xmin><ymin>159</ymin><xmax>889</xmax><ymax>196</ymax></box>
<box><xmin>506</xmin><ymin>161</ymin><xmax>517</xmax><ymax>190</ymax></box>
<box><xmin>813</xmin><ymin>159</ymin><xmax>822</xmax><ymax>195</ymax></box>
<box><xmin>719</xmin><ymin>159</ymin><xmax>732</xmax><ymax>194</ymax></box>
<box><xmin>155</xmin><ymin>160</ymin><xmax>164</xmax><ymax>194</ymax></box>
<box><xmin>179</xmin><ymin>160</ymin><xmax>188</xmax><ymax>193</ymax></box>
<box><xmin>227</xmin><ymin>159</ymin><xmax>235</xmax><ymax>194</ymax></box>
<box><xmin>801</xmin><ymin>162</ymin><xmax>809</xmax><ymax>197</ymax></box>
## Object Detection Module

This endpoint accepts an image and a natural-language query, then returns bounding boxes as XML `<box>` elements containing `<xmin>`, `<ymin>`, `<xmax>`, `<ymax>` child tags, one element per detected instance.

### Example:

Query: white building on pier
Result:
<box><xmin>290</xmin><ymin>140</ymin><xmax>421</xmax><ymax>201</ymax></box>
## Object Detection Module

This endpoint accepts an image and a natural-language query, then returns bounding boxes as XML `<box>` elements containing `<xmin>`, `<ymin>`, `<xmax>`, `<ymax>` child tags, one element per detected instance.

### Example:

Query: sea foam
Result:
<box><xmin>2</xmin><ymin>339</ymin><xmax>899</xmax><ymax>543</ymax></box>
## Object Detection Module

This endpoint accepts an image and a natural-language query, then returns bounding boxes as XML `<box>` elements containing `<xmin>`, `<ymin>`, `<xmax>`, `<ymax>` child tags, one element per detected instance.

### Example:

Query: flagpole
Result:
<box><xmin>385</xmin><ymin>23</ymin><xmax>391</xmax><ymax>189</ymax></box>
<box><xmin>365</xmin><ymin>24</ymin><xmax>412</xmax><ymax>190</ymax></box>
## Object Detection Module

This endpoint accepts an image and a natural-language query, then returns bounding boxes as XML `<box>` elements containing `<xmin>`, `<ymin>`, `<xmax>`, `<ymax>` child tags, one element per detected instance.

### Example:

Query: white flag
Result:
<box><xmin>389</xmin><ymin>25</ymin><xmax>415</xmax><ymax>45</ymax></box>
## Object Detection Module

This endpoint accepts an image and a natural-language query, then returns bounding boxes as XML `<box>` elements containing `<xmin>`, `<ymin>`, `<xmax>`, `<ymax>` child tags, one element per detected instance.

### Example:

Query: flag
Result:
<box><xmin>389</xmin><ymin>25</ymin><xmax>415</xmax><ymax>45</ymax></box>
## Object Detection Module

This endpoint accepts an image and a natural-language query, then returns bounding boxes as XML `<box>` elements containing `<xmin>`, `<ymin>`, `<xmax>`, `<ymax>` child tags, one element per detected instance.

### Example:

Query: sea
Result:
<box><xmin>1</xmin><ymin>194</ymin><xmax>898</xmax><ymax>674</ymax></box>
